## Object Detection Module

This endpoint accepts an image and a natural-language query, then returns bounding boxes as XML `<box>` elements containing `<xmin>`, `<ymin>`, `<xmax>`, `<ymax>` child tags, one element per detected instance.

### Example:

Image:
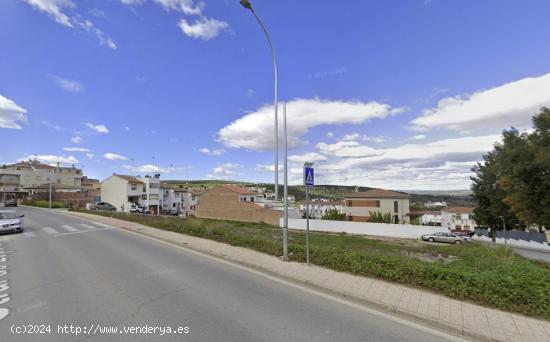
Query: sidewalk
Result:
<box><xmin>66</xmin><ymin>211</ymin><xmax>550</xmax><ymax>342</ymax></box>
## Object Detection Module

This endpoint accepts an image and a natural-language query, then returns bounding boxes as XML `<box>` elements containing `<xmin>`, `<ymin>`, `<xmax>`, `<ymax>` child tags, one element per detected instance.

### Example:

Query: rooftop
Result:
<box><xmin>221</xmin><ymin>185</ymin><xmax>256</xmax><ymax>195</ymax></box>
<box><xmin>442</xmin><ymin>207</ymin><xmax>474</xmax><ymax>214</ymax></box>
<box><xmin>344</xmin><ymin>188</ymin><xmax>409</xmax><ymax>199</ymax></box>
<box><xmin>114</xmin><ymin>174</ymin><xmax>144</xmax><ymax>184</ymax></box>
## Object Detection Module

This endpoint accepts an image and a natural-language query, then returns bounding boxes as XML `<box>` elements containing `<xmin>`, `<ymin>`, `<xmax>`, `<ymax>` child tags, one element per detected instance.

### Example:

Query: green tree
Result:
<box><xmin>471</xmin><ymin>107</ymin><xmax>550</xmax><ymax>235</ymax></box>
<box><xmin>321</xmin><ymin>208</ymin><xmax>345</xmax><ymax>221</ymax></box>
<box><xmin>367</xmin><ymin>211</ymin><xmax>393</xmax><ymax>223</ymax></box>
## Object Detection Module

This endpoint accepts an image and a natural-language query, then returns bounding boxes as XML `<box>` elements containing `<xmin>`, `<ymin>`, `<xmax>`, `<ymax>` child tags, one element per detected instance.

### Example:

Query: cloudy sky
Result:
<box><xmin>1</xmin><ymin>0</ymin><xmax>550</xmax><ymax>190</ymax></box>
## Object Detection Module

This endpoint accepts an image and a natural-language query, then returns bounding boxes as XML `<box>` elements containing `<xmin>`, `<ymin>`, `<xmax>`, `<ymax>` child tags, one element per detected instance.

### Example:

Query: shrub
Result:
<box><xmin>26</xmin><ymin>200</ymin><xmax>65</xmax><ymax>208</ymax></box>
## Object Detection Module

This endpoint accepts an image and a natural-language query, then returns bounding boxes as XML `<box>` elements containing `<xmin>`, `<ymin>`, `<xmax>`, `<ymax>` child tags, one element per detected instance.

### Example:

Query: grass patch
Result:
<box><xmin>25</xmin><ymin>200</ymin><xmax>65</xmax><ymax>208</ymax></box>
<box><xmin>74</xmin><ymin>209</ymin><xmax>550</xmax><ymax>320</ymax></box>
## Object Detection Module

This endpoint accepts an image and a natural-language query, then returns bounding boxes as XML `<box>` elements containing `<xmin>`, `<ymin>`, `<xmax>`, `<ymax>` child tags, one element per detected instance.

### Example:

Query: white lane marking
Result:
<box><xmin>23</xmin><ymin>232</ymin><xmax>35</xmax><ymax>238</ymax></box>
<box><xmin>42</xmin><ymin>227</ymin><xmax>59</xmax><ymax>234</ymax></box>
<box><xmin>78</xmin><ymin>223</ymin><xmax>96</xmax><ymax>230</ymax></box>
<box><xmin>61</xmin><ymin>225</ymin><xmax>78</xmax><ymax>232</ymax></box>
<box><xmin>89</xmin><ymin>222</ymin><xmax>113</xmax><ymax>228</ymax></box>
<box><xmin>55</xmin><ymin>227</ymin><xmax>113</xmax><ymax>237</ymax></box>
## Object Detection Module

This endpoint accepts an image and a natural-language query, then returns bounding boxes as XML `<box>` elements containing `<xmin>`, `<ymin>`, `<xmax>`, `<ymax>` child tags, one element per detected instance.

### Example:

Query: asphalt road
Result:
<box><xmin>0</xmin><ymin>207</ymin><xmax>468</xmax><ymax>342</ymax></box>
<box><xmin>513</xmin><ymin>247</ymin><xmax>550</xmax><ymax>263</ymax></box>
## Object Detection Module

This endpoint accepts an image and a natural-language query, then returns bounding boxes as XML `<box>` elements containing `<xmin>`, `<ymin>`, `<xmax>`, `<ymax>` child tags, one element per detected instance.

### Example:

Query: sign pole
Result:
<box><xmin>306</xmin><ymin>183</ymin><xmax>310</xmax><ymax>265</ymax></box>
<box><xmin>304</xmin><ymin>162</ymin><xmax>314</xmax><ymax>266</ymax></box>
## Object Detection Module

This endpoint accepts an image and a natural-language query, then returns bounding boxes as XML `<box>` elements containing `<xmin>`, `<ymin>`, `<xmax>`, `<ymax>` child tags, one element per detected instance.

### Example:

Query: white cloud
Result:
<box><xmin>362</xmin><ymin>135</ymin><xmax>389</xmax><ymax>143</ymax></box>
<box><xmin>199</xmin><ymin>148</ymin><xmax>226</xmax><ymax>156</ymax></box>
<box><xmin>124</xmin><ymin>126</ymin><xmax>130</xmax><ymax>131</ymax></box>
<box><xmin>410</xmin><ymin>134</ymin><xmax>426</xmax><ymax>140</ymax></box>
<box><xmin>63</xmin><ymin>147</ymin><xmax>90</xmax><ymax>152</ymax></box>
<box><xmin>71</xmin><ymin>135</ymin><xmax>83</xmax><ymax>144</ymax></box>
<box><xmin>208</xmin><ymin>163</ymin><xmax>241</xmax><ymax>179</ymax></box>
<box><xmin>288</xmin><ymin>152</ymin><xmax>327</xmax><ymax>163</ymax></box>
<box><xmin>326</xmin><ymin>132</ymin><xmax>334</xmax><ymax>138</ymax></box>
<box><xmin>309</xmin><ymin>67</ymin><xmax>348</xmax><ymax>79</ymax></box>
<box><xmin>292</xmin><ymin>134</ymin><xmax>503</xmax><ymax>190</ymax></box>
<box><xmin>86</xmin><ymin>153</ymin><xmax>94</xmax><ymax>159</ymax></box>
<box><xmin>412</xmin><ymin>72</ymin><xmax>550</xmax><ymax>132</ymax></box>
<box><xmin>153</xmin><ymin>0</ymin><xmax>203</xmax><ymax>15</ymax></box>
<box><xmin>76</xmin><ymin>19</ymin><xmax>117</xmax><ymax>50</ymax></box>
<box><xmin>342</xmin><ymin>133</ymin><xmax>360</xmax><ymax>141</ymax></box>
<box><xmin>22</xmin><ymin>0</ymin><xmax>116</xmax><ymax>49</ymax></box>
<box><xmin>104</xmin><ymin>152</ymin><xmax>128</xmax><ymax>161</ymax></box>
<box><xmin>178</xmin><ymin>17</ymin><xmax>229</xmax><ymax>40</ymax></box>
<box><xmin>51</xmin><ymin>75</ymin><xmax>83</xmax><ymax>92</ymax></box>
<box><xmin>20</xmin><ymin>154</ymin><xmax>79</xmax><ymax>165</ymax></box>
<box><xmin>84</xmin><ymin>122</ymin><xmax>109</xmax><ymax>134</ymax></box>
<box><xmin>122</xmin><ymin>164</ymin><xmax>170</xmax><ymax>173</ymax></box>
<box><xmin>218</xmin><ymin>98</ymin><xmax>396</xmax><ymax>151</ymax></box>
<box><xmin>255</xmin><ymin>163</ymin><xmax>283</xmax><ymax>173</ymax></box>
<box><xmin>317</xmin><ymin>140</ymin><xmax>380</xmax><ymax>158</ymax></box>
<box><xmin>24</xmin><ymin>0</ymin><xmax>75</xmax><ymax>27</ymax></box>
<box><xmin>0</xmin><ymin>94</ymin><xmax>28</xmax><ymax>129</ymax></box>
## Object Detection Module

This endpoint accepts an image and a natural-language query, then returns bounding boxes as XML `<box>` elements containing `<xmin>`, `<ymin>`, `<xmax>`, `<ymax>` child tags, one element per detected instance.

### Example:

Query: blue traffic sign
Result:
<box><xmin>304</xmin><ymin>167</ymin><xmax>314</xmax><ymax>186</ymax></box>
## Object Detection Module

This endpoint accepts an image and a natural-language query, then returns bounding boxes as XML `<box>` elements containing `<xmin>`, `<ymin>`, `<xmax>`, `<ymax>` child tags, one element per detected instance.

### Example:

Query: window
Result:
<box><xmin>394</xmin><ymin>201</ymin><xmax>398</xmax><ymax>213</ymax></box>
<box><xmin>131</xmin><ymin>184</ymin><xmax>137</xmax><ymax>190</ymax></box>
<box><xmin>175</xmin><ymin>192</ymin><xmax>180</xmax><ymax>198</ymax></box>
<box><xmin>173</xmin><ymin>203</ymin><xmax>176</xmax><ymax>208</ymax></box>
<box><xmin>149</xmin><ymin>183</ymin><xmax>159</xmax><ymax>189</ymax></box>
<box><xmin>142</xmin><ymin>194</ymin><xmax>147</xmax><ymax>200</ymax></box>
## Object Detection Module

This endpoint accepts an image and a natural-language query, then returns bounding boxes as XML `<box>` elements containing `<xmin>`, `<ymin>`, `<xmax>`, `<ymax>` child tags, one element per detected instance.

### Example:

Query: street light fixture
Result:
<box><xmin>239</xmin><ymin>0</ymin><xmax>280</xmax><ymax>202</ymax></box>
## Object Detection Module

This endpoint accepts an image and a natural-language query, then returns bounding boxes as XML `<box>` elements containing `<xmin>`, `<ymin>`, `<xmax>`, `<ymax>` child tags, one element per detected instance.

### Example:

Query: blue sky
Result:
<box><xmin>1</xmin><ymin>0</ymin><xmax>550</xmax><ymax>190</ymax></box>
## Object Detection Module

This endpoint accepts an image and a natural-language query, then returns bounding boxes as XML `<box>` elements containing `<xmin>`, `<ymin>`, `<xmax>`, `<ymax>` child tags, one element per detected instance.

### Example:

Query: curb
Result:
<box><xmin>65</xmin><ymin>210</ymin><xmax>536</xmax><ymax>342</ymax></box>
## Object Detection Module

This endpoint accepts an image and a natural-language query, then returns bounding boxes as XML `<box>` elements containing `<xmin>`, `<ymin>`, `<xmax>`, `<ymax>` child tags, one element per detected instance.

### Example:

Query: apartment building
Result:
<box><xmin>343</xmin><ymin>189</ymin><xmax>410</xmax><ymax>223</ymax></box>
<box><xmin>140</xmin><ymin>175</ymin><xmax>161</xmax><ymax>214</ymax></box>
<box><xmin>1</xmin><ymin>160</ymin><xmax>83</xmax><ymax>195</ymax></box>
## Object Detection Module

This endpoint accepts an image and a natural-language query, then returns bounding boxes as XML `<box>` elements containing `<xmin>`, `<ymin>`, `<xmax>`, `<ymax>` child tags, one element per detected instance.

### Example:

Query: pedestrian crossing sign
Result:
<box><xmin>304</xmin><ymin>167</ymin><xmax>314</xmax><ymax>186</ymax></box>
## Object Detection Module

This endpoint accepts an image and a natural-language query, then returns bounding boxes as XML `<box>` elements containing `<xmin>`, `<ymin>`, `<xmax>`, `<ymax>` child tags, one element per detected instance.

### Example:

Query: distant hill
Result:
<box><xmin>163</xmin><ymin>180</ymin><xmax>474</xmax><ymax>207</ymax></box>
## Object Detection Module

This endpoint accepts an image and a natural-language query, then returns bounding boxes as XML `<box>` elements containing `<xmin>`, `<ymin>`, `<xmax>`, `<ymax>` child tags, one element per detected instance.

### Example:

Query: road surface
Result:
<box><xmin>513</xmin><ymin>247</ymin><xmax>550</xmax><ymax>263</ymax></box>
<box><xmin>0</xmin><ymin>207</ymin><xmax>467</xmax><ymax>342</ymax></box>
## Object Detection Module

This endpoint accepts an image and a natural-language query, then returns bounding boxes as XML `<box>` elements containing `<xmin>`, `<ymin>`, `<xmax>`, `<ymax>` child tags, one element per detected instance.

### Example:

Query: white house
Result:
<box><xmin>160</xmin><ymin>183</ymin><xmax>188</xmax><ymax>215</ymax></box>
<box><xmin>101</xmin><ymin>174</ymin><xmax>145</xmax><ymax>212</ymax></box>
<box><xmin>101</xmin><ymin>174</ymin><xmax>161</xmax><ymax>214</ymax></box>
<box><xmin>299</xmin><ymin>200</ymin><xmax>344</xmax><ymax>219</ymax></box>
<box><xmin>140</xmin><ymin>175</ymin><xmax>161</xmax><ymax>214</ymax></box>
<box><xmin>343</xmin><ymin>189</ymin><xmax>410</xmax><ymax>224</ymax></box>
<box><xmin>180</xmin><ymin>189</ymin><xmax>203</xmax><ymax>216</ymax></box>
<box><xmin>441</xmin><ymin>207</ymin><xmax>476</xmax><ymax>230</ymax></box>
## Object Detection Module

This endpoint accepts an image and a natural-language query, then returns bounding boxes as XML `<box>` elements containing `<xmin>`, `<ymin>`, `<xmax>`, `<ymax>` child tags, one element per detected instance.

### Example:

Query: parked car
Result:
<box><xmin>4</xmin><ymin>199</ymin><xmax>17</xmax><ymax>207</ymax></box>
<box><xmin>421</xmin><ymin>232</ymin><xmax>467</xmax><ymax>244</ymax></box>
<box><xmin>129</xmin><ymin>204</ymin><xmax>150</xmax><ymax>214</ymax></box>
<box><xmin>93</xmin><ymin>202</ymin><xmax>117</xmax><ymax>211</ymax></box>
<box><xmin>0</xmin><ymin>209</ymin><xmax>24</xmax><ymax>234</ymax></box>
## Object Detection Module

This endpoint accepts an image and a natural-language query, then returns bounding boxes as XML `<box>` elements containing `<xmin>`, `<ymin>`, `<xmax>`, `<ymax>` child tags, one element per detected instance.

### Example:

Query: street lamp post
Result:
<box><xmin>499</xmin><ymin>216</ymin><xmax>507</xmax><ymax>246</ymax></box>
<box><xmin>239</xmin><ymin>0</ymin><xmax>279</xmax><ymax>202</ymax></box>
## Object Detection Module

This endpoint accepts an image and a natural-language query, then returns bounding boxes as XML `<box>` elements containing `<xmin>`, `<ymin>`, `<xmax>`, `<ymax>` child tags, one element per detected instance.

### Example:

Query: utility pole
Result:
<box><xmin>49</xmin><ymin>181</ymin><xmax>52</xmax><ymax>209</ymax></box>
<box><xmin>282</xmin><ymin>103</ymin><xmax>289</xmax><ymax>261</ymax></box>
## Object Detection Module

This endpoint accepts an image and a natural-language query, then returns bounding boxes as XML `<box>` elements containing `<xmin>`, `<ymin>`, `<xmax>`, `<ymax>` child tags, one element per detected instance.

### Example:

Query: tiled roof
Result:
<box><xmin>115</xmin><ymin>174</ymin><xmax>144</xmax><ymax>184</ymax></box>
<box><xmin>443</xmin><ymin>207</ymin><xmax>474</xmax><ymax>214</ymax></box>
<box><xmin>343</xmin><ymin>188</ymin><xmax>409</xmax><ymax>199</ymax></box>
<box><xmin>221</xmin><ymin>185</ymin><xmax>256</xmax><ymax>195</ymax></box>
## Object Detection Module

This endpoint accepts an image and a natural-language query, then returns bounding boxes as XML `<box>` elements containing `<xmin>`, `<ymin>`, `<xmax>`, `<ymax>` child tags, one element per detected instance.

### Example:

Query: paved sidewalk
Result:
<box><xmin>66</xmin><ymin>211</ymin><xmax>550</xmax><ymax>342</ymax></box>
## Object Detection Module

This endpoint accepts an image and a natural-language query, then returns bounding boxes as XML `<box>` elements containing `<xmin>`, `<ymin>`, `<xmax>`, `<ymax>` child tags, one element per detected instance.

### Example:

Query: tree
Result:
<box><xmin>321</xmin><ymin>208</ymin><xmax>345</xmax><ymax>221</ymax></box>
<box><xmin>367</xmin><ymin>211</ymin><xmax>393</xmax><ymax>223</ymax></box>
<box><xmin>471</xmin><ymin>107</ymin><xmax>550</xmax><ymax>235</ymax></box>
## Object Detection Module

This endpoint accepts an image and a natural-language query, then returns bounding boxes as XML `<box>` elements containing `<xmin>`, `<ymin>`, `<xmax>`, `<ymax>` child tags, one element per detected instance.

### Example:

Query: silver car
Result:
<box><xmin>421</xmin><ymin>232</ymin><xmax>466</xmax><ymax>244</ymax></box>
<box><xmin>0</xmin><ymin>210</ymin><xmax>24</xmax><ymax>234</ymax></box>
